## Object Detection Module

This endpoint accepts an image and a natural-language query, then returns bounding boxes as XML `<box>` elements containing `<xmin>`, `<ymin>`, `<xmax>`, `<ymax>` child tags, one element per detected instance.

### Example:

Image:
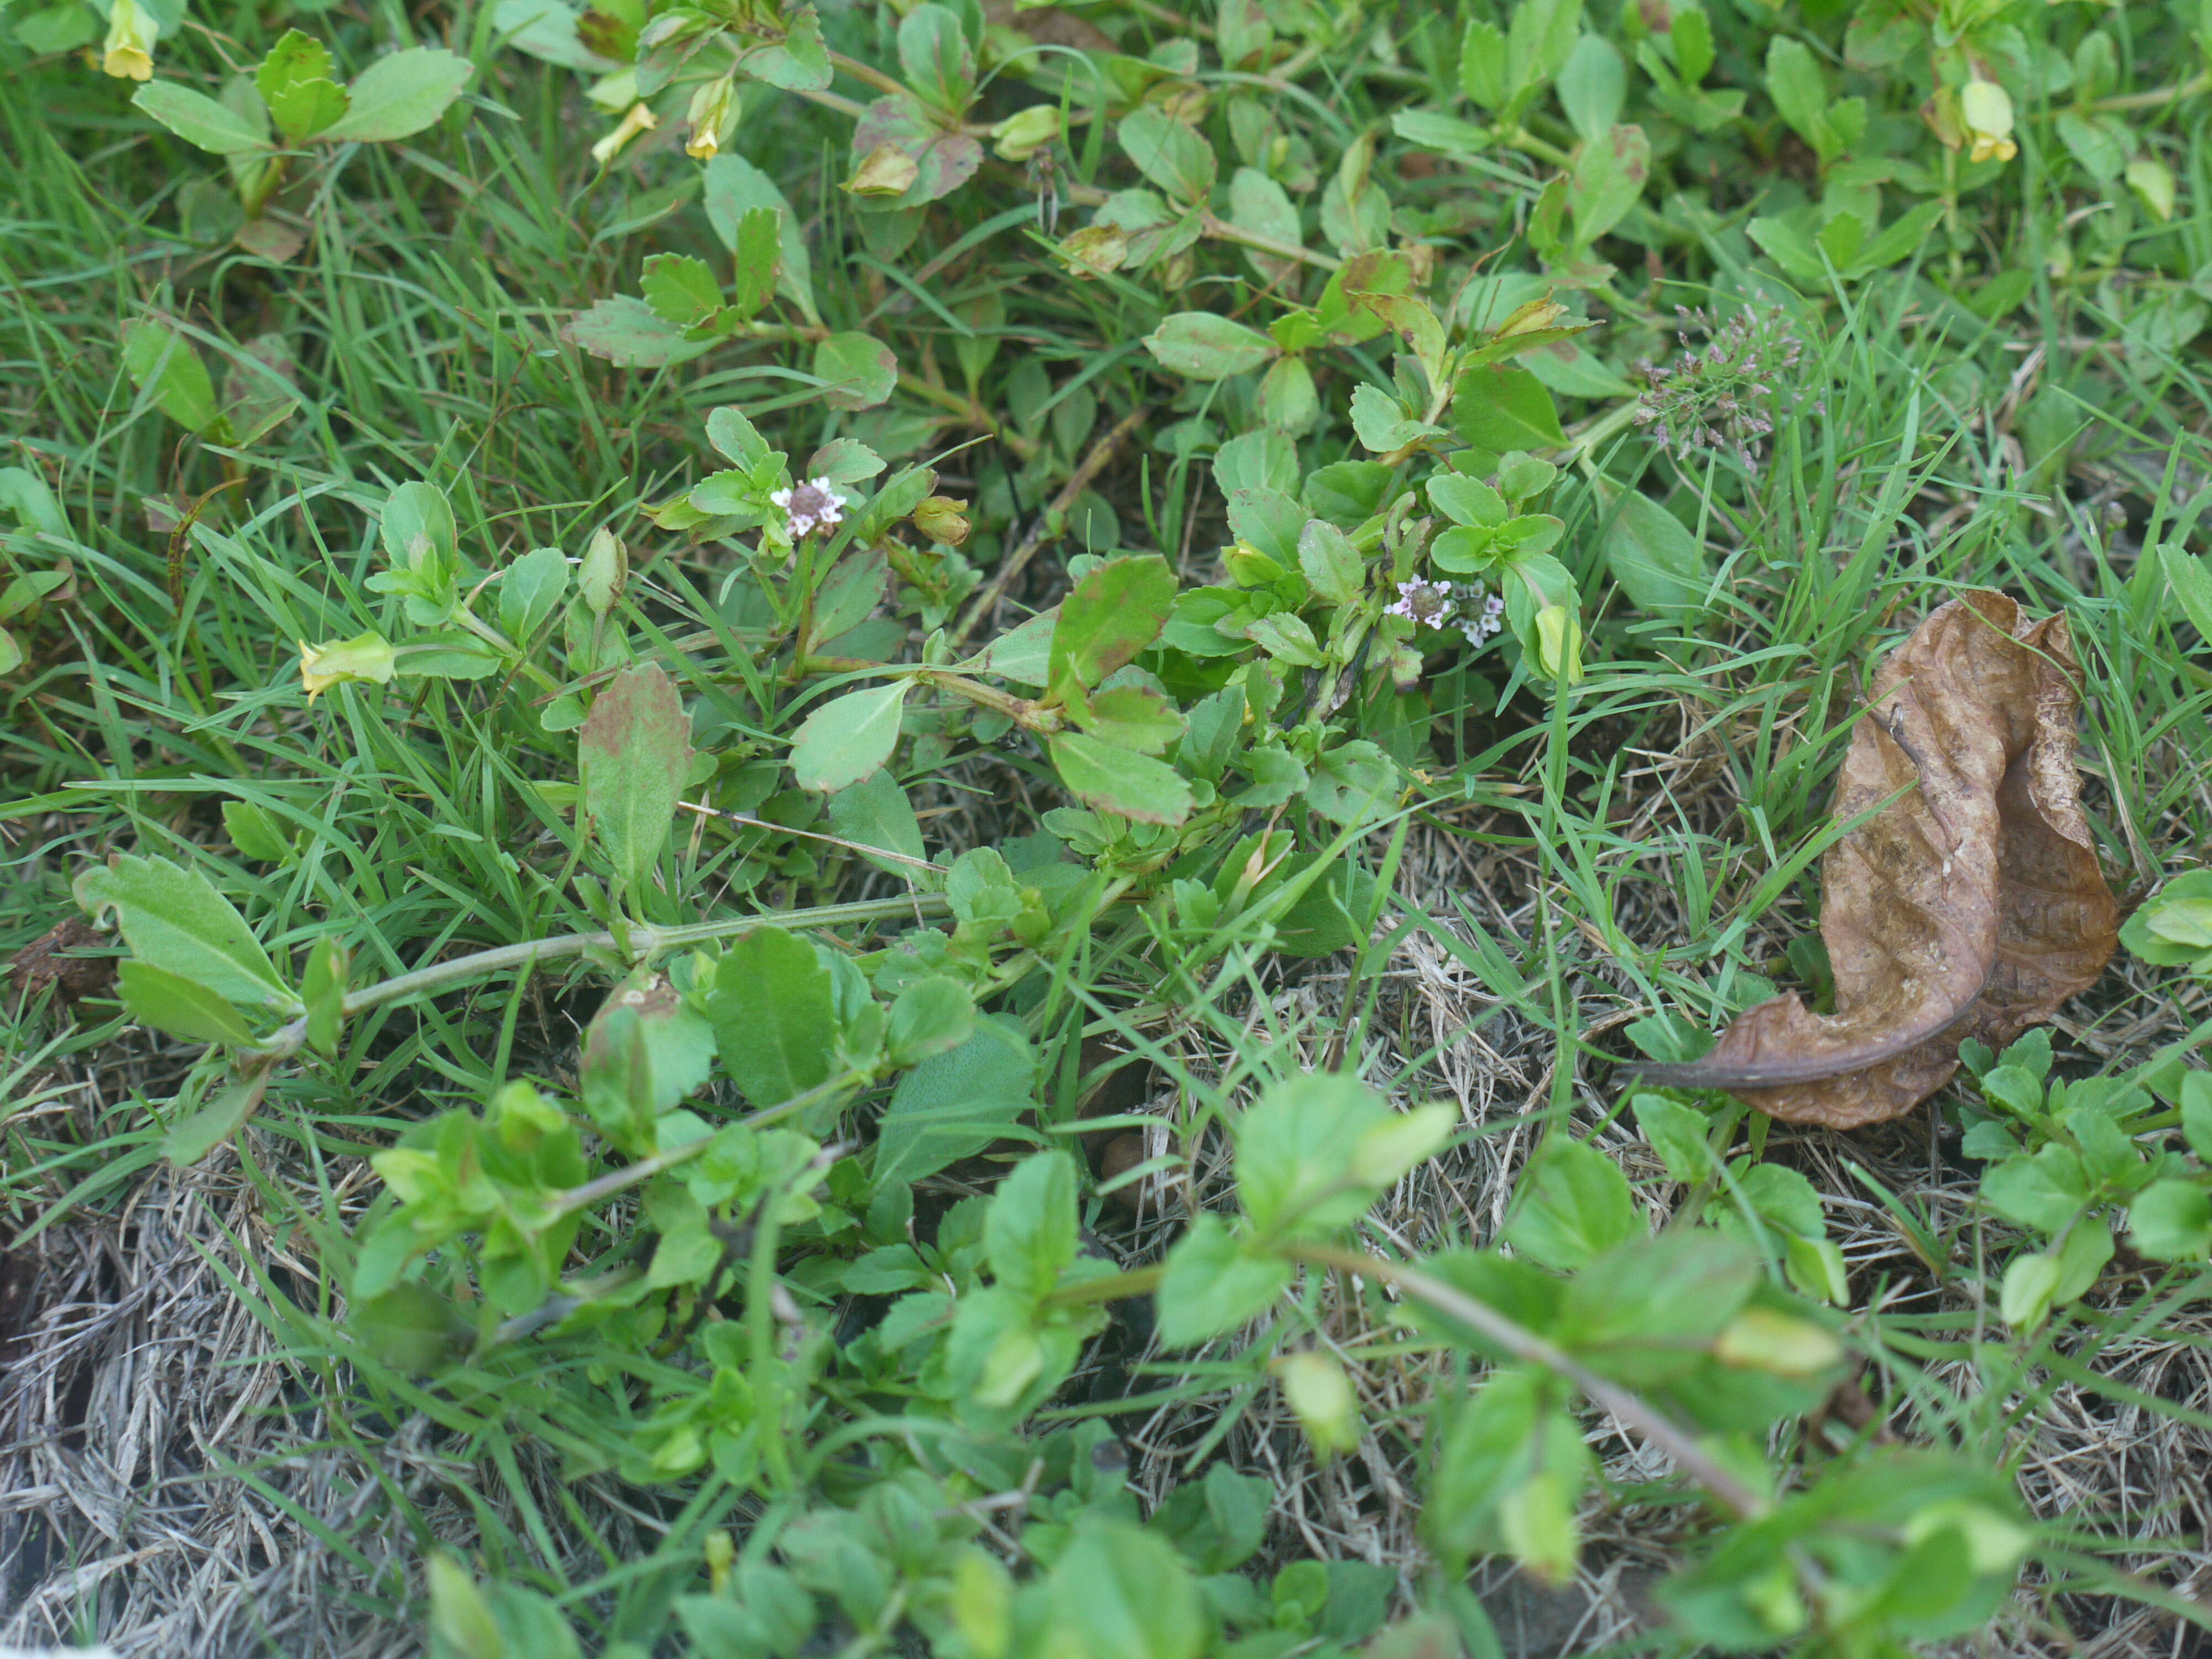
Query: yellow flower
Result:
<box><xmin>299</xmin><ymin>632</ymin><xmax>396</xmax><ymax>700</ymax></box>
<box><xmin>101</xmin><ymin>0</ymin><xmax>155</xmax><ymax>81</ymax></box>
<box><xmin>590</xmin><ymin>102</ymin><xmax>659</xmax><ymax>168</ymax></box>
<box><xmin>685</xmin><ymin>77</ymin><xmax>738</xmax><ymax>161</ymax></box>
<box><xmin>1961</xmin><ymin>79</ymin><xmax>2017</xmax><ymax>165</ymax></box>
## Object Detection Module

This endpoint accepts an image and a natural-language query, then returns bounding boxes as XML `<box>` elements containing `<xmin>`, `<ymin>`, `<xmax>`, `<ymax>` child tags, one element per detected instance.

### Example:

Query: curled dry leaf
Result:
<box><xmin>1632</xmin><ymin>591</ymin><xmax>2117</xmax><ymax>1128</ymax></box>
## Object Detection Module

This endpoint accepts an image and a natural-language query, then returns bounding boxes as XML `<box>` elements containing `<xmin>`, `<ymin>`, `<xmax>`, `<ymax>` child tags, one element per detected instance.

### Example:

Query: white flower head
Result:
<box><xmin>770</xmin><ymin>477</ymin><xmax>846</xmax><ymax>539</ymax></box>
<box><xmin>1458</xmin><ymin>586</ymin><xmax>1505</xmax><ymax>647</ymax></box>
<box><xmin>1384</xmin><ymin>576</ymin><xmax>1457</xmax><ymax>628</ymax></box>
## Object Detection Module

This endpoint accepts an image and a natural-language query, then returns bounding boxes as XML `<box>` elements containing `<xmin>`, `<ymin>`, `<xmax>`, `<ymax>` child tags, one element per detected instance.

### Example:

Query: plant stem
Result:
<box><xmin>262</xmin><ymin>896</ymin><xmax>950</xmax><ymax>1062</ymax></box>
<box><xmin>1288</xmin><ymin>1241</ymin><xmax>1772</xmax><ymax>1520</ymax></box>
<box><xmin>1201</xmin><ymin>213</ymin><xmax>1344</xmax><ymax>272</ymax></box>
<box><xmin>2091</xmin><ymin>72</ymin><xmax>2210</xmax><ymax>112</ymax></box>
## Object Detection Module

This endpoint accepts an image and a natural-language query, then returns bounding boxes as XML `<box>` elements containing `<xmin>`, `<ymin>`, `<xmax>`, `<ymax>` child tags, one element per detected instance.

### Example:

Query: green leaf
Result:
<box><xmin>76</xmin><ymin>853</ymin><xmax>296</xmax><ymax>1013</ymax></box>
<box><xmin>728</xmin><ymin>207</ymin><xmax>781</xmax><ymax>319</ymax></box>
<box><xmin>1507</xmin><ymin>0</ymin><xmax>1582</xmax><ymax>103</ymax></box>
<box><xmin>1504</xmin><ymin>1138</ymin><xmax>1638</xmax><ymax>1269</ymax></box>
<box><xmin>1980</xmin><ymin>1144</ymin><xmax>2089</xmax><ymax>1234</ymax></box>
<box><xmin>708</xmin><ymin>927</ymin><xmax>838</xmax><ymax>1108</ymax></box>
<box><xmin>1297</xmin><ymin>519</ymin><xmax>1364</xmax><ymax>607</ymax></box>
<box><xmin>1157</xmin><ymin>1213</ymin><xmax>1292</xmax><ymax>1344</ymax></box>
<box><xmin>498</xmin><ymin>546</ymin><xmax>570</xmax><ymax>644</ymax></box>
<box><xmin>2131</xmin><ymin>1178</ymin><xmax>2212</xmax><ymax>1261</ymax></box>
<box><xmin>814</xmin><ymin>331</ymin><xmax>898</xmax><ymax>410</ymax></box>
<box><xmin>1049</xmin><ymin>733</ymin><xmax>1194</xmax><ymax>825</ymax></box>
<box><xmin>165</xmin><ymin>1073</ymin><xmax>270</xmax><ymax>1166</ymax></box>
<box><xmin>1049</xmin><ymin>1520</ymin><xmax>1207</xmax><ymax>1659</ymax></box>
<box><xmin>791</xmin><ymin>680</ymin><xmax>910</xmax><ymax>794</ymax></box>
<box><xmin>1452</xmin><ymin>364</ymin><xmax>1565</xmax><ymax>450</ymax></box>
<box><xmin>121</xmin><ymin>316</ymin><xmax>223</xmax><ymax>436</ymax></box>
<box><xmin>580</xmin><ymin>661</ymin><xmax>693</xmax><ymax>896</ymax></box>
<box><xmin>322</xmin><ymin>46</ymin><xmax>473</xmax><ymax>143</ymax></box>
<box><xmin>1077</xmin><ymin>685</ymin><xmax>1186</xmax><ymax>754</ymax></box>
<box><xmin>640</xmin><ymin>253</ymin><xmax>725</xmax><ymax>327</ymax></box>
<box><xmin>1999</xmin><ymin>1251</ymin><xmax>2061</xmax><ymax>1332</ymax></box>
<box><xmin>886</xmin><ymin>975</ymin><xmax>974</xmax><ymax>1067</ymax></box>
<box><xmin>1048</xmin><ymin>554</ymin><xmax>1176</xmax><ymax>698</ymax></box>
<box><xmin>1144</xmin><ymin>313</ymin><xmax>1279</xmax><ymax>381</ymax></box>
<box><xmin>563</xmin><ymin>295</ymin><xmax>710</xmax><ymax>368</ymax></box>
<box><xmin>257</xmin><ymin>29</ymin><xmax>351</xmax><ymax>140</ymax></box>
<box><xmin>1568</xmin><ymin>123</ymin><xmax>1648</xmax><ymax>248</ymax></box>
<box><xmin>1634</xmin><ymin>1093</ymin><xmax>1717</xmax><ymax>1183</ymax></box>
<box><xmin>896</xmin><ymin>3</ymin><xmax>974</xmax><ymax>113</ymax></box>
<box><xmin>1237</xmin><ymin>1073</ymin><xmax>1392</xmax><ymax>1235</ymax></box>
<box><xmin>1459</xmin><ymin>17</ymin><xmax>1509</xmax><ymax>107</ymax></box>
<box><xmin>119</xmin><ymin>960</ymin><xmax>259</xmax><ymax>1046</ymax></box>
<box><xmin>2161</xmin><ymin>541</ymin><xmax>2212</xmax><ymax>645</ymax></box>
<box><xmin>132</xmin><ymin>81</ymin><xmax>272</xmax><ymax>154</ymax></box>
<box><xmin>705</xmin><ymin>154</ymin><xmax>817</xmax><ymax>322</ymax></box>
<box><xmin>830</xmin><ymin>768</ymin><xmax>932</xmax><ymax>883</ymax></box>
<box><xmin>875</xmin><ymin>1018</ymin><xmax>1036</xmax><ymax>1186</ymax></box>
<box><xmin>1303</xmin><ymin>738</ymin><xmax>1397</xmax><ymax>825</ymax></box>
<box><xmin>303</xmin><ymin>935</ymin><xmax>348</xmax><ymax>1057</ymax></box>
<box><xmin>985</xmin><ymin>1150</ymin><xmax>1081</xmax><ymax>1298</ymax></box>
<box><xmin>1557</xmin><ymin>34</ymin><xmax>1625</xmax><ymax>143</ymax></box>
<box><xmin>1597</xmin><ymin>481</ymin><xmax>1710</xmax><ymax>617</ymax></box>
<box><xmin>1764</xmin><ymin>37</ymin><xmax>1833</xmax><ymax>159</ymax></box>
<box><xmin>1118</xmin><ymin>106</ymin><xmax>1215</xmax><ymax>204</ymax></box>
<box><xmin>1850</xmin><ymin>200</ymin><xmax>1945</xmax><ymax>272</ymax></box>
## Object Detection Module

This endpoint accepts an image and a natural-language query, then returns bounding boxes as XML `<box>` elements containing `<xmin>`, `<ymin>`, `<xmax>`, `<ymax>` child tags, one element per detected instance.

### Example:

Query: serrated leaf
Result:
<box><xmin>640</xmin><ymin>253</ymin><xmax>725</xmax><ymax>327</ymax></box>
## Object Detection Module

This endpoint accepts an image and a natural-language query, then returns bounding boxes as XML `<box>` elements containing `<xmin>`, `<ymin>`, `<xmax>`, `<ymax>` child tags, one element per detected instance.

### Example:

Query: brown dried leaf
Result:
<box><xmin>1632</xmin><ymin>591</ymin><xmax>2118</xmax><ymax>1128</ymax></box>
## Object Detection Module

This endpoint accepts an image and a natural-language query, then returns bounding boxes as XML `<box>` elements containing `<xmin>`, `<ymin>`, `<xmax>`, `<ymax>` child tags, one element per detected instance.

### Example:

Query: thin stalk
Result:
<box><xmin>260</xmin><ymin>896</ymin><xmax>950</xmax><ymax>1061</ymax></box>
<box><xmin>1288</xmin><ymin>1241</ymin><xmax>1771</xmax><ymax>1520</ymax></box>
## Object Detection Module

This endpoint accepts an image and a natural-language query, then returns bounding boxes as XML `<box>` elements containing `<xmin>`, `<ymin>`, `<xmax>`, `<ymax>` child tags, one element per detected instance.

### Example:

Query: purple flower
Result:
<box><xmin>770</xmin><ymin>477</ymin><xmax>846</xmax><ymax>539</ymax></box>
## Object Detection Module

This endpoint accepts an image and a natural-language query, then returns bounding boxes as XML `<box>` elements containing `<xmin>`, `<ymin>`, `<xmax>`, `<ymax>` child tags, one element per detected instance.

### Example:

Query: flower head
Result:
<box><xmin>1634</xmin><ymin>305</ymin><xmax>1815</xmax><ymax>471</ymax></box>
<box><xmin>686</xmin><ymin>77</ymin><xmax>738</xmax><ymax>162</ymax></box>
<box><xmin>1384</xmin><ymin>576</ymin><xmax>1457</xmax><ymax>628</ymax></box>
<box><xmin>769</xmin><ymin>477</ymin><xmax>845</xmax><ymax>539</ymax></box>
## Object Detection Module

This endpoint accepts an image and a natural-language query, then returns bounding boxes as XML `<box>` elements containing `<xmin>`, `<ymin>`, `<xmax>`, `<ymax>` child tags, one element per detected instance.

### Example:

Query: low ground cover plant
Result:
<box><xmin>3</xmin><ymin>0</ymin><xmax>2212</xmax><ymax>1651</ymax></box>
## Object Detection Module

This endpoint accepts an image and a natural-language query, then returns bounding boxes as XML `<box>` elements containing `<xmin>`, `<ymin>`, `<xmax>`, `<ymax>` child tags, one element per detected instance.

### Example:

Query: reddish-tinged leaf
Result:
<box><xmin>1631</xmin><ymin>592</ymin><xmax>2118</xmax><ymax>1128</ymax></box>
<box><xmin>581</xmin><ymin>663</ymin><xmax>693</xmax><ymax>895</ymax></box>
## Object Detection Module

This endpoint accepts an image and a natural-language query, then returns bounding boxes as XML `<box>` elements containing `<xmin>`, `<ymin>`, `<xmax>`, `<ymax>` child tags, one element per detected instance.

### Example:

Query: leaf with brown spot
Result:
<box><xmin>1631</xmin><ymin>591</ymin><xmax>2118</xmax><ymax>1128</ymax></box>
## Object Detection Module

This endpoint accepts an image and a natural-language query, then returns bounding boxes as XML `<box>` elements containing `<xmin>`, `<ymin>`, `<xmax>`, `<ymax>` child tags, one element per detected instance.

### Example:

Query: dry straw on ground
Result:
<box><xmin>4</xmin><ymin>800</ymin><xmax>2207</xmax><ymax>1656</ymax></box>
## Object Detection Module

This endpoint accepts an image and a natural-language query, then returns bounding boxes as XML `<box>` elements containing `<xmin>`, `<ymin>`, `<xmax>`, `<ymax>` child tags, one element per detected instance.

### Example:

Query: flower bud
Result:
<box><xmin>991</xmin><ymin>105</ymin><xmax>1061</xmax><ymax>161</ymax></box>
<box><xmin>298</xmin><ymin>632</ymin><xmax>396</xmax><ymax>700</ymax></box>
<box><xmin>580</xmin><ymin>526</ymin><xmax>628</xmax><ymax>617</ymax></box>
<box><xmin>102</xmin><ymin>0</ymin><xmax>155</xmax><ymax>81</ymax></box>
<box><xmin>845</xmin><ymin>143</ymin><xmax>920</xmax><ymax>199</ymax></box>
<box><xmin>1533</xmin><ymin>603</ymin><xmax>1583</xmax><ymax>684</ymax></box>
<box><xmin>685</xmin><ymin>76</ymin><xmax>739</xmax><ymax>161</ymax></box>
<box><xmin>912</xmin><ymin>495</ymin><xmax>971</xmax><ymax>545</ymax></box>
